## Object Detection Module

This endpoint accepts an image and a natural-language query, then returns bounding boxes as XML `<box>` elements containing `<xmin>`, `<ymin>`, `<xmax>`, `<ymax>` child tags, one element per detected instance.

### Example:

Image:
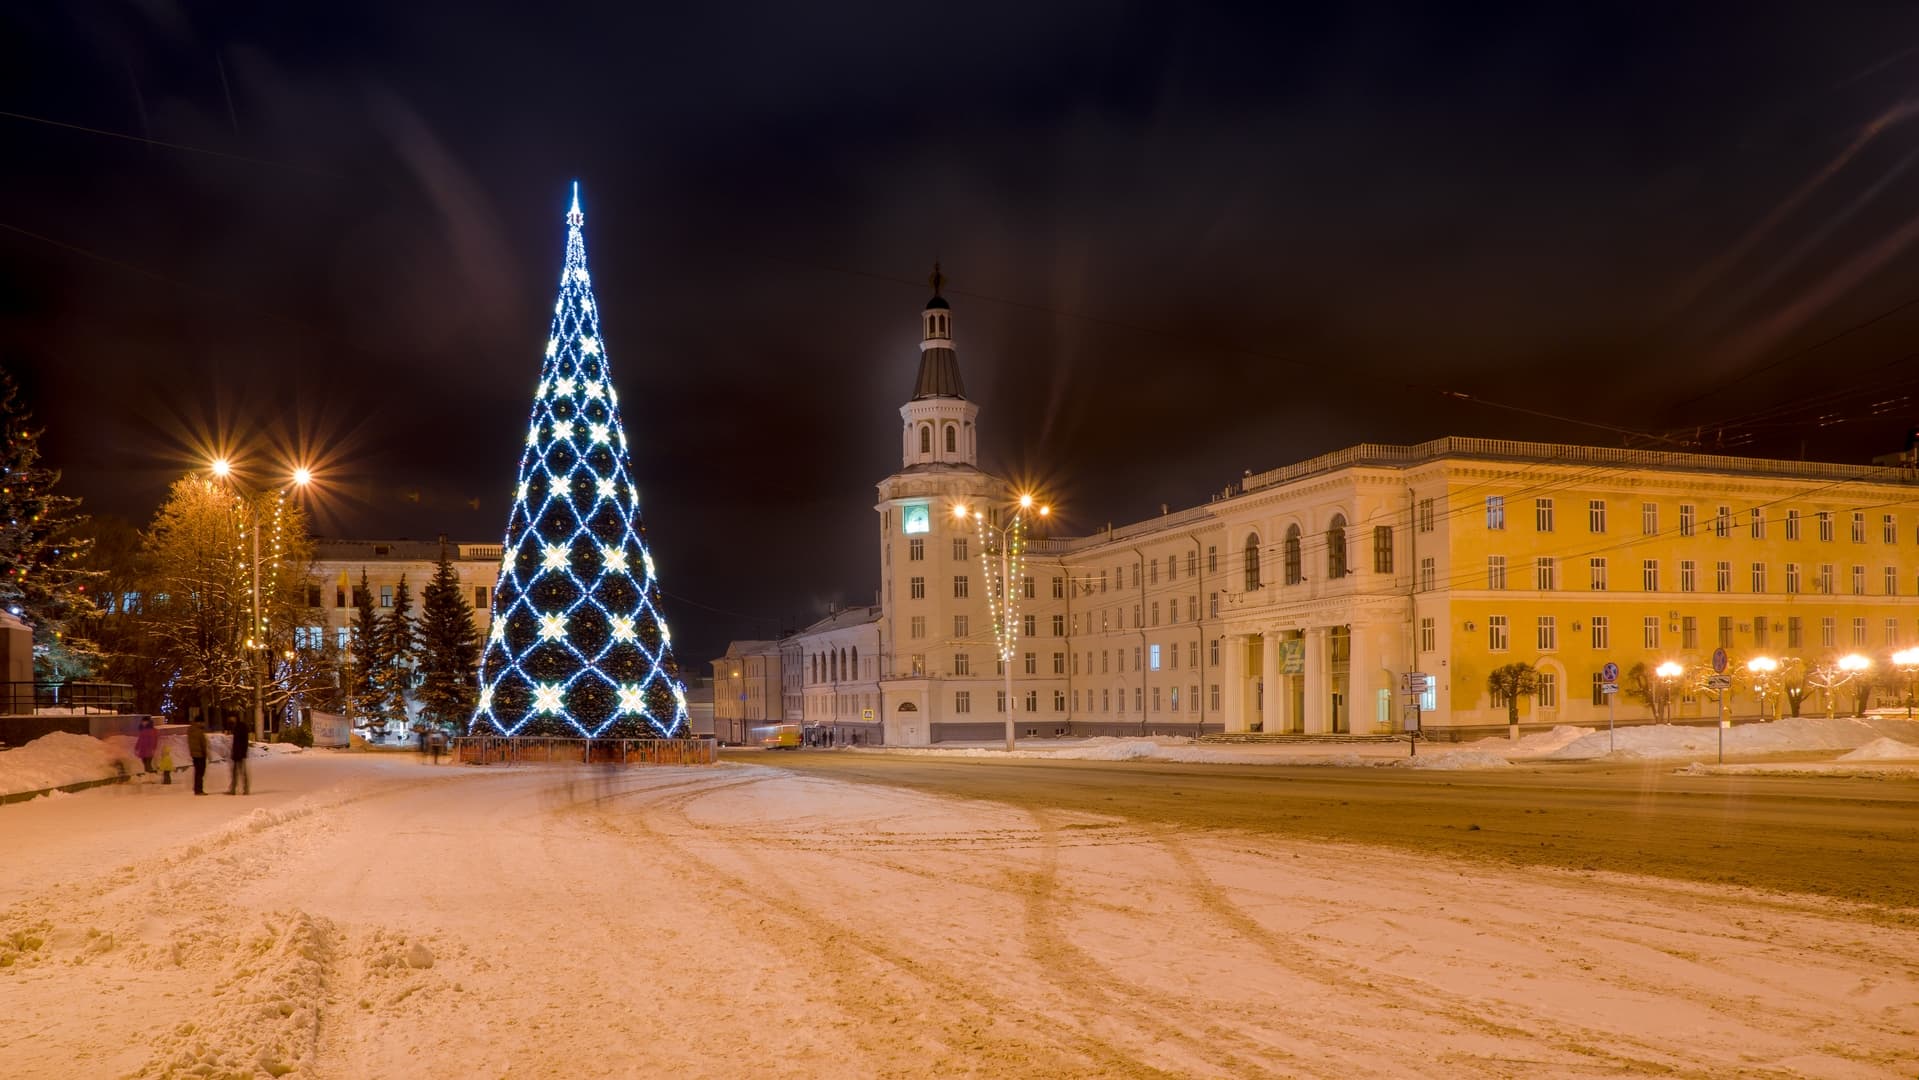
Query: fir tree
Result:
<box><xmin>470</xmin><ymin>185</ymin><xmax>688</xmax><ymax>738</ymax></box>
<box><xmin>417</xmin><ymin>545</ymin><xmax>479</xmax><ymax>730</ymax></box>
<box><xmin>377</xmin><ymin>574</ymin><xmax>419</xmax><ymax>722</ymax></box>
<box><xmin>349</xmin><ymin>568</ymin><xmax>384</xmax><ymax>713</ymax></box>
<box><xmin>0</xmin><ymin>368</ymin><xmax>98</xmax><ymax>677</ymax></box>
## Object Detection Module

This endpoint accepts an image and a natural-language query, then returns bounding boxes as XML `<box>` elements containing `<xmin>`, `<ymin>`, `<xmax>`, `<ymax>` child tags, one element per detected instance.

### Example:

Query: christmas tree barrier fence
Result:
<box><xmin>451</xmin><ymin>734</ymin><xmax>718</xmax><ymax>766</ymax></box>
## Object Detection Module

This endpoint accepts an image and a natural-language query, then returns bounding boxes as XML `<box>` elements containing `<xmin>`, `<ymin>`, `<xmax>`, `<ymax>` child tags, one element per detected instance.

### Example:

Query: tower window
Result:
<box><xmin>919</xmin><ymin>425</ymin><xmax>931</xmax><ymax>454</ymax></box>
<box><xmin>944</xmin><ymin>425</ymin><xmax>956</xmax><ymax>453</ymax></box>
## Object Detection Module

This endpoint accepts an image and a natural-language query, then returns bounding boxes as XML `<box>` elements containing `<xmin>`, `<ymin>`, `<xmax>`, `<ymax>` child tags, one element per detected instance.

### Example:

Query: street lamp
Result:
<box><xmin>953</xmin><ymin>493</ymin><xmax>1050</xmax><ymax>752</ymax></box>
<box><xmin>1808</xmin><ymin>653</ymin><xmax>1871</xmax><ymax>719</ymax></box>
<box><xmin>1654</xmin><ymin>661</ymin><xmax>1683</xmax><ymax>719</ymax></box>
<box><xmin>1893</xmin><ymin>648</ymin><xmax>1919</xmax><ymax>720</ymax></box>
<box><xmin>210</xmin><ymin>458</ymin><xmax>314</xmax><ymax>740</ymax></box>
<box><xmin>1745</xmin><ymin>655</ymin><xmax>1778</xmax><ymax>721</ymax></box>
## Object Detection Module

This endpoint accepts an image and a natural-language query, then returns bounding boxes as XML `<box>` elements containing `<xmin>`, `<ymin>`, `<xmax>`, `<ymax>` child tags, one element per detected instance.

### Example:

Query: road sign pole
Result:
<box><xmin>1717</xmin><ymin>692</ymin><xmax>1724</xmax><ymax>765</ymax></box>
<box><xmin>1608</xmin><ymin>694</ymin><xmax>1614</xmax><ymax>754</ymax></box>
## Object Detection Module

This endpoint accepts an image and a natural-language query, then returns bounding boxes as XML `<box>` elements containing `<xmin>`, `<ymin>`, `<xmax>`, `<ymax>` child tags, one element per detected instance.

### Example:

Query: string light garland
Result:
<box><xmin>976</xmin><ymin>510</ymin><xmax>1026</xmax><ymax>667</ymax></box>
<box><xmin>469</xmin><ymin>182</ymin><xmax>689</xmax><ymax>738</ymax></box>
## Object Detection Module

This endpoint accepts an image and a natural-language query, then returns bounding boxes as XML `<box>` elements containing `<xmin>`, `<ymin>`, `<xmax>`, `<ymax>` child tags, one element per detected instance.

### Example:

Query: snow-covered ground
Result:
<box><xmin>1</xmin><ymin>754</ymin><xmax>1914</xmax><ymax>1078</ymax></box>
<box><xmin>0</xmin><ymin>729</ymin><xmax>293</xmax><ymax>798</ymax></box>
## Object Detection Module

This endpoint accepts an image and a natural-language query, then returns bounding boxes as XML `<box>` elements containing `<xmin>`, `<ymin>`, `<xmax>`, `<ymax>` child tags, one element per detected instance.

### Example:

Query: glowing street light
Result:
<box><xmin>959</xmin><ymin>491</ymin><xmax>1052</xmax><ymax>752</ymax></box>
<box><xmin>1745</xmin><ymin>655</ymin><xmax>1779</xmax><ymax>721</ymax></box>
<box><xmin>209</xmin><ymin>457</ymin><xmax>317</xmax><ymax>739</ymax></box>
<box><xmin>1893</xmin><ymin>648</ymin><xmax>1919</xmax><ymax>720</ymax></box>
<box><xmin>1808</xmin><ymin>653</ymin><xmax>1872</xmax><ymax>719</ymax></box>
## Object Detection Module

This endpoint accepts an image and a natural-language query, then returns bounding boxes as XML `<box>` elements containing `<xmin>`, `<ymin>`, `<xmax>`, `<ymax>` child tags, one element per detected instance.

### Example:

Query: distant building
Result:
<box><xmin>710</xmin><ymin>640</ymin><xmax>781</xmax><ymax>744</ymax></box>
<box><xmin>307</xmin><ymin>539</ymin><xmax>502</xmax><ymax>647</ymax></box>
<box><xmin>720</xmin><ymin>270</ymin><xmax>1919</xmax><ymax>744</ymax></box>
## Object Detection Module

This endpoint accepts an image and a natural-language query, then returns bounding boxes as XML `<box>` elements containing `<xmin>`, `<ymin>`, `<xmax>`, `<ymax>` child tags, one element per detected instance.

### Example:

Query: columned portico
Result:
<box><xmin>1259</xmin><ymin>629</ymin><xmax>1282</xmax><ymax>734</ymax></box>
<box><xmin>1222</xmin><ymin>633</ymin><xmax>1246</xmax><ymax>732</ymax></box>
<box><xmin>1304</xmin><ymin>626</ymin><xmax>1330</xmax><ymax>734</ymax></box>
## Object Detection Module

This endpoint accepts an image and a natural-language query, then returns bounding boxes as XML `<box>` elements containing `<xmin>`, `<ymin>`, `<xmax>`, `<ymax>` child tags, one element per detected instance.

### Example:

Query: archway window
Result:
<box><xmin>1243</xmin><ymin>534</ymin><xmax>1262</xmax><ymax>591</ymax></box>
<box><xmin>919</xmin><ymin>425</ymin><xmax>932</xmax><ymax>454</ymax></box>
<box><xmin>1284</xmin><ymin>524</ymin><xmax>1303</xmax><ymax>585</ymax></box>
<box><xmin>1327</xmin><ymin>514</ymin><xmax>1348</xmax><ymax>579</ymax></box>
<box><xmin>944</xmin><ymin>425</ymin><xmax>957</xmax><ymax>453</ymax></box>
<box><xmin>852</xmin><ymin>646</ymin><xmax>860</xmax><ymax>679</ymax></box>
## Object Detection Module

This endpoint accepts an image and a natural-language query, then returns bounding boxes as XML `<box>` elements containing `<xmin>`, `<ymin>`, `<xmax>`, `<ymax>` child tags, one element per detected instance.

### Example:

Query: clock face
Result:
<box><xmin>902</xmin><ymin>503</ymin><xmax>930</xmax><ymax>535</ymax></box>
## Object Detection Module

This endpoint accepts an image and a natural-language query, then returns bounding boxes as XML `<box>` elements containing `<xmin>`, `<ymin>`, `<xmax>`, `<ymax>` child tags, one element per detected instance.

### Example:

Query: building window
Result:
<box><xmin>1818</xmin><ymin>563</ymin><xmax>1834</xmax><ymax>594</ymax></box>
<box><xmin>380</xmin><ymin>586</ymin><xmax>393</xmax><ymax>608</ymax></box>
<box><xmin>1641</xmin><ymin>502</ymin><xmax>1658</xmax><ymax>536</ymax></box>
<box><xmin>1679</xmin><ymin>504</ymin><xmax>1695</xmax><ymax>537</ymax></box>
<box><xmin>1488</xmin><ymin>615</ymin><xmax>1508</xmax><ymax>651</ymax></box>
<box><xmin>475</xmin><ymin>586</ymin><xmax>490</xmax><ymax>610</ymax></box>
<box><xmin>1679</xmin><ymin>559</ymin><xmax>1696</xmax><ymax>592</ymax></box>
<box><xmin>1023</xmin><ymin>577</ymin><xmax>1036</xmax><ymax>599</ymax></box>
<box><xmin>1244</xmin><ymin>534</ymin><xmax>1263</xmax><ymax>590</ymax></box>
<box><xmin>1642</xmin><ymin>559</ymin><xmax>1659</xmax><ymax>592</ymax></box>
<box><xmin>1023</xmin><ymin>613</ymin><xmax>1038</xmax><ymax>637</ymax></box>
<box><xmin>1885</xmin><ymin>514</ymin><xmax>1898</xmax><ymax>544</ymax></box>
<box><xmin>954</xmin><ymin>691</ymin><xmax>971</xmax><ymax>714</ymax></box>
<box><xmin>1821</xmin><ymin>617</ymin><xmax>1836</xmax><ymax>648</ymax></box>
<box><xmin>1719</xmin><ymin>616</ymin><xmax>1734</xmax><ymax>648</ymax></box>
<box><xmin>1209</xmin><ymin>592</ymin><xmax>1220</xmax><ymax>618</ymax></box>
<box><xmin>1149</xmin><ymin>603</ymin><xmax>1160</xmax><ymax>627</ymax></box>
<box><xmin>1487</xmin><ymin>555</ymin><xmax>1507</xmax><ymax>590</ymax></box>
<box><xmin>1209</xmin><ymin>639</ymin><xmax>1219</xmax><ymax>666</ymax></box>
<box><xmin>953</xmin><ymin>653</ymin><xmax>971</xmax><ymax>676</ymax></box>
<box><xmin>1787</xmin><ymin>617</ymin><xmax>1801</xmax><ymax>649</ymax></box>
<box><xmin>1052</xmin><ymin>614</ymin><xmax>1065</xmax><ymax>636</ymax></box>
<box><xmin>1024</xmin><ymin>652</ymin><xmax>1037</xmax><ymax>675</ymax></box>
<box><xmin>336</xmin><ymin>586</ymin><xmax>347</xmax><ymax>608</ymax></box>
<box><xmin>1750</xmin><ymin>508</ymin><xmax>1765</xmax><ymax>539</ymax></box>
<box><xmin>1207</xmin><ymin>546</ymin><xmax>1218</xmax><ymax>573</ymax></box>
<box><xmin>1681</xmin><ymin>615</ymin><xmax>1697</xmax><ymax>649</ymax></box>
<box><xmin>910</xmin><ymin>576</ymin><xmax>925</xmax><ymax>599</ymax></box>
<box><xmin>1148</xmin><ymin>561</ymin><xmax>1159</xmax><ymax>587</ymax></box>
<box><xmin>1209</xmin><ymin>684</ymin><xmax>1221</xmax><ymax>711</ymax></box>
<box><xmin>1538</xmin><ymin>672</ymin><xmax>1558</xmax><ymax>709</ymax></box>
<box><xmin>1420</xmin><ymin>617</ymin><xmax>1436</xmax><ymax>652</ymax></box>
<box><xmin>1149</xmin><ymin>644</ymin><xmax>1161</xmax><ymax>671</ymax></box>
<box><xmin>1537</xmin><ymin>615</ymin><xmax>1556</xmax><ymax>651</ymax></box>
<box><xmin>954</xmin><ymin>614</ymin><xmax>969</xmax><ymax>638</ymax></box>
<box><xmin>1591</xmin><ymin>616</ymin><xmax>1609</xmax><ymax>650</ymax></box>
<box><xmin>1715</xmin><ymin>506</ymin><xmax>1731</xmax><ymax>538</ymax></box>
<box><xmin>1852</xmin><ymin>565</ymin><xmax>1866</xmax><ymax>595</ymax></box>
<box><xmin>1852</xmin><ymin>512</ymin><xmax>1866</xmax><ymax>544</ymax></box>
<box><xmin>1589</xmin><ymin>499</ymin><xmax>1607</xmax><ymax>533</ymax></box>
<box><xmin>1589</xmin><ymin>557</ymin><xmax>1608</xmax><ymax>591</ymax></box>
<box><xmin>1887</xmin><ymin>566</ymin><xmax>1899</xmax><ymax>596</ymax></box>
<box><xmin>910</xmin><ymin>615</ymin><xmax>926</xmax><ymax>639</ymax></box>
<box><xmin>1535</xmin><ymin>497</ymin><xmax>1554</xmax><ymax>532</ymax></box>
<box><xmin>1373</xmin><ymin>525</ymin><xmax>1394</xmax><ymax>573</ymax></box>
<box><xmin>1326</xmin><ymin>515</ymin><xmax>1348</xmax><ymax>579</ymax></box>
<box><xmin>1751</xmin><ymin>562</ymin><xmax>1766</xmax><ymax>593</ymax></box>
<box><xmin>953</xmin><ymin>576</ymin><xmax>968</xmax><ymax>599</ymax></box>
<box><xmin>1487</xmin><ymin>496</ymin><xmax>1506</xmax><ymax>530</ymax></box>
<box><xmin>1052</xmin><ymin>576</ymin><xmax>1064</xmax><ymax>599</ymax></box>
<box><xmin>1054</xmin><ymin>690</ymin><xmax>1067</xmax><ymax>712</ymax></box>
<box><xmin>1852</xmin><ymin>617</ymin><xmax>1868</xmax><ymax>647</ymax></box>
<box><xmin>1152</xmin><ymin>686</ymin><xmax>1162</xmax><ymax>712</ymax></box>
<box><xmin>1418</xmin><ymin>498</ymin><xmax>1435</xmax><ymax>533</ymax></box>
<box><xmin>1592</xmin><ymin>673</ymin><xmax>1606</xmax><ymax>707</ymax></box>
<box><xmin>1284</xmin><ymin>525</ymin><xmax>1303</xmax><ymax>585</ymax></box>
<box><xmin>1754</xmin><ymin>615</ymin><xmax>1769</xmax><ymax>648</ymax></box>
<box><xmin>1536</xmin><ymin>556</ymin><xmax>1556</xmax><ymax>591</ymax></box>
<box><xmin>908</xmin><ymin>538</ymin><xmax>924</xmax><ymax>561</ymax></box>
<box><xmin>1819</xmin><ymin>511</ymin><xmax>1834</xmax><ymax>542</ymax></box>
<box><xmin>1643</xmin><ymin>616</ymin><xmax>1660</xmax><ymax>649</ymax></box>
<box><xmin>1786</xmin><ymin>509</ymin><xmax>1800</xmax><ymax>541</ymax></box>
<box><xmin>1099</xmin><ymin>570</ymin><xmax>1108</xmax><ymax>593</ymax></box>
<box><xmin>1419</xmin><ymin>557</ymin><xmax>1435</xmax><ymax>593</ymax></box>
<box><xmin>953</xmin><ymin>537</ymin><xmax>967</xmax><ymax>560</ymax></box>
<box><xmin>1785</xmin><ymin>563</ymin><xmax>1799</xmax><ymax>594</ymax></box>
<box><xmin>1715</xmin><ymin>561</ymin><xmax>1731</xmax><ymax>593</ymax></box>
<box><xmin>1888</xmin><ymin>618</ymin><xmax>1901</xmax><ymax>645</ymax></box>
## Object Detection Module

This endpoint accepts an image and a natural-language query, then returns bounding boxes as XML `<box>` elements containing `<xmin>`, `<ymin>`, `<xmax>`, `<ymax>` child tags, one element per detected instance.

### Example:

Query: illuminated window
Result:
<box><xmin>1487</xmin><ymin>496</ymin><xmax>1506</xmax><ymax>530</ymax></box>
<box><xmin>1149</xmin><ymin>644</ymin><xmax>1162</xmax><ymax>671</ymax></box>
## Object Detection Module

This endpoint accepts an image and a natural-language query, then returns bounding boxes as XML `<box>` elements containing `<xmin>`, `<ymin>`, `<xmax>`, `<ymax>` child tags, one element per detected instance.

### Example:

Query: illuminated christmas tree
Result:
<box><xmin>470</xmin><ymin>184</ymin><xmax>689</xmax><ymax>738</ymax></box>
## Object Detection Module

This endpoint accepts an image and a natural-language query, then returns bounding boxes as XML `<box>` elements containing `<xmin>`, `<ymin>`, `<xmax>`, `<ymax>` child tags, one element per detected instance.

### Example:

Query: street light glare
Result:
<box><xmin>291</xmin><ymin>467</ymin><xmax>313</xmax><ymax>487</ymax></box>
<box><xmin>1018</xmin><ymin>493</ymin><xmax>1033</xmax><ymax>509</ymax></box>
<box><xmin>1655</xmin><ymin>661</ymin><xmax>1683</xmax><ymax>678</ymax></box>
<box><xmin>1038</xmin><ymin>505</ymin><xmax>1050</xmax><ymax>517</ymax></box>
<box><xmin>952</xmin><ymin>504</ymin><xmax>968</xmax><ymax>520</ymax></box>
<box><xmin>1838</xmin><ymin>653</ymin><xmax>1872</xmax><ymax>672</ymax></box>
<box><xmin>1747</xmin><ymin>656</ymin><xmax>1778</xmax><ymax>673</ymax></box>
<box><xmin>210</xmin><ymin>457</ymin><xmax>232</xmax><ymax>478</ymax></box>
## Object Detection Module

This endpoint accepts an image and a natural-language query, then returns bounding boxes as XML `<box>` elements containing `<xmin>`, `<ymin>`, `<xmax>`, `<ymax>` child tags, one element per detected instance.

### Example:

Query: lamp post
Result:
<box><xmin>1807</xmin><ymin>653</ymin><xmax>1871</xmax><ymax>719</ymax></box>
<box><xmin>954</xmin><ymin>493</ymin><xmax>1049</xmax><ymax>752</ymax></box>
<box><xmin>210</xmin><ymin>458</ymin><xmax>312</xmax><ymax>740</ymax></box>
<box><xmin>1893</xmin><ymin>648</ymin><xmax>1919</xmax><ymax>720</ymax></box>
<box><xmin>1745</xmin><ymin>655</ymin><xmax>1778</xmax><ymax>722</ymax></box>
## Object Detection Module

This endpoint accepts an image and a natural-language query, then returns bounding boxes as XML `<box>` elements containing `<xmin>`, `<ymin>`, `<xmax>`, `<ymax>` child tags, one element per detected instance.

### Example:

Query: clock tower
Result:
<box><xmin>875</xmin><ymin>264</ymin><xmax>1006</xmax><ymax>743</ymax></box>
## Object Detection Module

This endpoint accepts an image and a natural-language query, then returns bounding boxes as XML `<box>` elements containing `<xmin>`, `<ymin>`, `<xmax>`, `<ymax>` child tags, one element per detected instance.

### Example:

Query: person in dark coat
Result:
<box><xmin>187</xmin><ymin>713</ymin><xmax>209</xmax><ymax>796</ymax></box>
<box><xmin>134</xmin><ymin>717</ymin><xmax>159</xmax><ymax>773</ymax></box>
<box><xmin>226</xmin><ymin>715</ymin><xmax>251</xmax><ymax>795</ymax></box>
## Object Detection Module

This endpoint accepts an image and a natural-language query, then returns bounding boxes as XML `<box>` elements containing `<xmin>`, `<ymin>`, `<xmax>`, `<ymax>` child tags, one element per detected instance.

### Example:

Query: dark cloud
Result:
<box><xmin>7</xmin><ymin>2</ymin><xmax>1919</xmax><ymax>663</ymax></box>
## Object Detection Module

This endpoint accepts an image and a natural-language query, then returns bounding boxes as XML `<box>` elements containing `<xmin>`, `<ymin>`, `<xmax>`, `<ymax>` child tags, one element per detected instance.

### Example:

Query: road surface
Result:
<box><xmin>1</xmin><ymin>752</ymin><xmax>1914</xmax><ymax>1078</ymax></box>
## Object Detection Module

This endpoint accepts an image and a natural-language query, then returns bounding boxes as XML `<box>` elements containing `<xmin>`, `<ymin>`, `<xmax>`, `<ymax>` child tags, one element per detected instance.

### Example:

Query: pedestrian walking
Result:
<box><xmin>427</xmin><ymin>728</ymin><xmax>446</xmax><ymax>764</ymax></box>
<box><xmin>227</xmin><ymin>715</ymin><xmax>251</xmax><ymax>796</ymax></box>
<box><xmin>156</xmin><ymin>743</ymin><xmax>174</xmax><ymax>784</ymax></box>
<box><xmin>187</xmin><ymin>713</ymin><xmax>209</xmax><ymax>796</ymax></box>
<box><xmin>134</xmin><ymin>717</ymin><xmax>159</xmax><ymax>774</ymax></box>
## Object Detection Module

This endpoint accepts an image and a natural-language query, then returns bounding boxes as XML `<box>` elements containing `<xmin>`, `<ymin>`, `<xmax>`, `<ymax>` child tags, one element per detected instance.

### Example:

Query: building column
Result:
<box><xmin>1260</xmin><ymin>629</ymin><xmax>1283</xmax><ymax>734</ymax></box>
<box><xmin>1222</xmin><ymin>634</ymin><xmax>1245</xmax><ymax>733</ymax></box>
<box><xmin>1304</xmin><ymin>626</ymin><xmax>1330</xmax><ymax>734</ymax></box>
<box><xmin>1348</xmin><ymin>622</ymin><xmax>1375</xmax><ymax>734</ymax></box>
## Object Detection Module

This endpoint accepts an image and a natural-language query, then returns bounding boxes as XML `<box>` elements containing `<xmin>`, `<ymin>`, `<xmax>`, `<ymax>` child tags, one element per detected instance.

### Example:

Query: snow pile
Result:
<box><xmin>1535</xmin><ymin>715</ymin><xmax>1917</xmax><ymax>761</ymax></box>
<box><xmin>0</xmin><ymin>731</ymin><xmax>141</xmax><ymax>796</ymax></box>
<box><xmin>1835</xmin><ymin>736</ymin><xmax>1919</xmax><ymax>761</ymax></box>
<box><xmin>1498</xmin><ymin>725</ymin><xmax>1594</xmax><ymax>756</ymax></box>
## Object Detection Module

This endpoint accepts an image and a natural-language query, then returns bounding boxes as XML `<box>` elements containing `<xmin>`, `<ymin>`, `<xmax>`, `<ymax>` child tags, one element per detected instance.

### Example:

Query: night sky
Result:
<box><xmin>7</xmin><ymin>4</ymin><xmax>1919</xmax><ymax>665</ymax></box>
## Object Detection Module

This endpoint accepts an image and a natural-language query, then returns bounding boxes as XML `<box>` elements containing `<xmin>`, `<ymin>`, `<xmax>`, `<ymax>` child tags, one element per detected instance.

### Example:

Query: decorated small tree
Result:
<box><xmin>417</xmin><ymin>546</ymin><xmax>479</xmax><ymax>731</ymax></box>
<box><xmin>469</xmin><ymin>184</ymin><xmax>688</xmax><ymax>738</ymax></box>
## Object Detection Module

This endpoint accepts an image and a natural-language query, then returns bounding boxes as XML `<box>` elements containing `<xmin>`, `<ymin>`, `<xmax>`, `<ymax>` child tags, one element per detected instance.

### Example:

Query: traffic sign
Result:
<box><xmin>1600</xmin><ymin>682</ymin><xmax>1619</xmax><ymax>695</ymax></box>
<box><xmin>1705</xmin><ymin>674</ymin><xmax>1732</xmax><ymax>690</ymax></box>
<box><xmin>1601</xmin><ymin>661</ymin><xmax>1619</xmax><ymax>682</ymax></box>
<box><xmin>1711</xmin><ymin>647</ymin><xmax>1728</xmax><ymax>674</ymax></box>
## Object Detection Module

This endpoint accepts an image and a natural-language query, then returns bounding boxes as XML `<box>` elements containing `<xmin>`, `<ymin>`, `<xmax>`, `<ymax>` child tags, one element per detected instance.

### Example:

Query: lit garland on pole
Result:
<box><xmin>469</xmin><ymin>183</ymin><xmax>689</xmax><ymax>738</ymax></box>
<box><xmin>975</xmin><ymin>510</ymin><xmax>1026</xmax><ymax>672</ymax></box>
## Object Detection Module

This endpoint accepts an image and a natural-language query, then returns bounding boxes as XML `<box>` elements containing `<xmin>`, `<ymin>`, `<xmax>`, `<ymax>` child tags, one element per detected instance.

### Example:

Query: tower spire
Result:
<box><xmin>928</xmin><ymin>259</ymin><xmax>944</xmax><ymax>298</ymax></box>
<box><xmin>567</xmin><ymin>180</ymin><xmax>583</xmax><ymax>227</ymax></box>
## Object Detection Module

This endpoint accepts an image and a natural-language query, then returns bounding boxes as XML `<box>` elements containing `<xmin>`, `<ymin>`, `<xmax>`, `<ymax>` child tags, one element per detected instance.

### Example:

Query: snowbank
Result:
<box><xmin>1532</xmin><ymin>715</ymin><xmax>1919</xmax><ymax>761</ymax></box>
<box><xmin>0</xmin><ymin>731</ymin><xmax>143</xmax><ymax>796</ymax></box>
<box><xmin>1836</xmin><ymin>736</ymin><xmax>1919</xmax><ymax>761</ymax></box>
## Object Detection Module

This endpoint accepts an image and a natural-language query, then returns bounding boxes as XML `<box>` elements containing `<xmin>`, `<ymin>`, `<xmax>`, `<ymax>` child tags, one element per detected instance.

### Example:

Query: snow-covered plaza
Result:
<box><xmin>2</xmin><ymin>740</ymin><xmax>1917</xmax><ymax>1078</ymax></box>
